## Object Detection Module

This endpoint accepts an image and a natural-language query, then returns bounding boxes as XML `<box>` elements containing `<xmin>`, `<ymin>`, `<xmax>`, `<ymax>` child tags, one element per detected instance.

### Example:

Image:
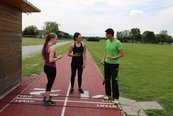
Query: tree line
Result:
<box><xmin>22</xmin><ymin>21</ymin><xmax>71</xmax><ymax>39</ymax></box>
<box><xmin>117</xmin><ymin>28</ymin><xmax>173</xmax><ymax>44</ymax></box>
<box><xmin>23</xmin><ymin>22</ymin><xmax>173</xmax><ymax>44</ymax></box>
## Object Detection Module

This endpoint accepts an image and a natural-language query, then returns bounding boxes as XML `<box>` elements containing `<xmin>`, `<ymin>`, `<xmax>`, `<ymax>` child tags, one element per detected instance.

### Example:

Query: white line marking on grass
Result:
<box><xmin>61</xmin><ymin>83</ymin><xmax>71</xmax><ymax>116</ymax></box>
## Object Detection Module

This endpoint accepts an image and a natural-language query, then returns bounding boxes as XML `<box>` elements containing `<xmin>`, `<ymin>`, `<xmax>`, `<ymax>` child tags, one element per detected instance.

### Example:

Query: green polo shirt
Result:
<box><xmin>105</xmin><ymin>38</ymin><xmax>123</xmax><ymax>64</ymax></box>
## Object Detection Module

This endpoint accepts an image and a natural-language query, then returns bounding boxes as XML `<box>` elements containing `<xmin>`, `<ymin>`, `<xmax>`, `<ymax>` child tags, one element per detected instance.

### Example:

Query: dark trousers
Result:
<box><xmin>71</xmin><ymin>61</ymin><xmax>83</xmax><ymax>89</ymax></box>
<box><xmin>44</xmin><ymin>65</ymin><xmax>56</xmax><ymax>91</ymax></box>
<box><xmin>104</xmin><ymin>62</ymin><xmax>119</xmax><ymax>99</ymax></box>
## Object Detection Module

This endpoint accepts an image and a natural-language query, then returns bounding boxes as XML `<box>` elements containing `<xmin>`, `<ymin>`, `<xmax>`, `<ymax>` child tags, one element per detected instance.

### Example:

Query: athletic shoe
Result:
<box><xmin>43</xmin><ymin>99</ymin><xmax>56</xmax><ymax>106</ymax></box>
<box><xmin>112</xmin><ymin>99</ymin><xmax>119</xmax><ymax>105</ymax></box>
<box><xmin>69</xmin><ymin>88</ymin><xmax>74</xmax><ymax>94</ymax></box>
<box><xmin>78</xmin><ymin>88</ymin><xmax>84</xmax><ymax>93</ymax></box>
<box><xmin>103</xmin><ymin>96</ymin><xmax>110</xmax><ymax>101</ymax></box>
<box><xmin>43</xmin><ymin>96</ymin><xmax>52</xmax><ymax>101</ymax></box>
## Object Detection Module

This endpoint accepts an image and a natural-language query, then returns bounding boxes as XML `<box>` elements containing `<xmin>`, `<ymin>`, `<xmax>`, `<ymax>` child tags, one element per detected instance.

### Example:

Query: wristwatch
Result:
<box><xmin>113</xmin><ymin>57</ymin><xmax>116</xmax><ymax>60</ymax></box>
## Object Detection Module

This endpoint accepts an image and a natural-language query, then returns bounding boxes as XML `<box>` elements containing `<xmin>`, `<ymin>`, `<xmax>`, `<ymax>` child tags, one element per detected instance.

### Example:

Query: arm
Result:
<box><xmin>101</xmin><ymin>50</ymin><xmax>107</xmax><ymax>64</ymax></box>
<box><xmin>68</xmin><ymin>43</ymin><xmax>75</xmax><ymax>57</ymax></box>
<box><xmin>108</xmin><ymin>49</ymin><xmax>124</xmax><ymax>60</ymax></box>
<box><xmin>83</xmin><ymin>44</ymin><xmax>86</xmax><ymax>69</ymax></box>
<box><xmin>101</xmin><ymin>40</ymin><xmax>107</xmax><ymax>64</ymax></box>
<box><xmin>83</xmin><ymin>44</ymin><xmax>86</xmax><ymax>64</ymax></box>
<box><xmin>113</xmin><ymin>49</ymin><xmax>124</xmax><ymax>59</ymax></box>
<box><xmin>49</xmin><ymin>47</ymin><xmax>60</xmax><ymax>62</ymax></box>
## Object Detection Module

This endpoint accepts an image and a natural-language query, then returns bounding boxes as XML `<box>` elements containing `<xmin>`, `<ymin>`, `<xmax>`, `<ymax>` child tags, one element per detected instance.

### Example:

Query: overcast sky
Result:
<box><xmin>23</xmin><ymin>0</ymin><xmax>173</xmax><ymax>37</ymax></box>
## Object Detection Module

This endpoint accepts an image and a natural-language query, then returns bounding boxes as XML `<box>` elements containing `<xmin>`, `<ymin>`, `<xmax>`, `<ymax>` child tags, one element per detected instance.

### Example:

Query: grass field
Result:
<box><xmin>86</xmin><ymin>40</ymin><xmax>173</xmax><ymax>116</ymax></box>
<box><xmin>22</xmin><ymin>43</ymin><xmax>71</xmax><ymax>77</ymax></box>
<box><xmin>22</xmin><ymin>37</ymin><xmax>45</xmax><ymax>46</ymax></box>
<box><xmin>22</xmin><ymin>37</ymin><xmax>68</xmax><ymax>46</ymax></box>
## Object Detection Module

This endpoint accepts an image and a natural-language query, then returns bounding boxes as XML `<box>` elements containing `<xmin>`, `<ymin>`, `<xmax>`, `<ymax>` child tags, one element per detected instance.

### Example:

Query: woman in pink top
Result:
<box><xmin>42</xmin><ymin>33</ymin><xmax>62</xmax><ymax>106</ymax></box>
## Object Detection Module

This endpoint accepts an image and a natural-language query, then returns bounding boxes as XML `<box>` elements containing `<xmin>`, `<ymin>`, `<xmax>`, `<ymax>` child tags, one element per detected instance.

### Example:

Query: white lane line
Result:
<box><xmin>61</xmin><ymin>83</ymin><xmax>71</xmax><ymax>116</ymax></box>
<box><xmin>0</xmin><ymin>73</ymin><xmax>43</xmax><ymax>112</ymax></box>
<box><xmin>49</xmin><ymin>94</ymin><xmax>59</xmax><ymax>97</ymax></box>
<box><xmin>15</xmin><ymin>97</ymin><xmax>113</xmax><ymax>105</ymax></box>
<box><xmin>91</xmin><ymin>95</ymin><xmax>104</xmax><ymax>99</ymax></box>
<box><xmin>33</xmin><ymin>88</ymin><xmax>46</xmax><ymax>91</ymax></box>
<box><xmin>33</xmin><ymin>88</ymin><xmax>61</xmax><ymax>92</ymax></box>
<box><xmin>29</xmin><ymin>89</ymin><xmax>61</xmax><ymax>96</ymax></box>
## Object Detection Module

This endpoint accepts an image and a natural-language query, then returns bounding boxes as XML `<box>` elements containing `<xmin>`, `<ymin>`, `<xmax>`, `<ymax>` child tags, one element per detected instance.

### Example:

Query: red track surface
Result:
<box><xmin>0</xmin><ymin>51</ymin><xmax>123</xmax><ymax>116</ymax></box>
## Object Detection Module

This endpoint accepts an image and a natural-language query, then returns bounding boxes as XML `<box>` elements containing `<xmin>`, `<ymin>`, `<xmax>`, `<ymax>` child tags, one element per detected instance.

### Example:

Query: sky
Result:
<box><xmin>23</xmin><ymin>0</ymin><xmax>173</xmax><ymax>37</ymax></box>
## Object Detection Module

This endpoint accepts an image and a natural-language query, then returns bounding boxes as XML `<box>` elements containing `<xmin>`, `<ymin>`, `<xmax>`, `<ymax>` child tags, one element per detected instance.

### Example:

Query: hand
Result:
<box><xmin>83</xmin><ymin>64</ymin><xmax>86</xmax><ymax>69</ymax></box>
<box><xmin>102</xmin><ymin>79</ymin><xmax>105</xmax><ymax>85</ymax></box>
<box><xmin>57</xmin><ymin>55</ymin><xmax>63</xmax><ymax>59</ymax></box>
<box><xmin>100</xmin><ymin>59</ymin><xmax>104</xmax><ymax>65</ymax></box>
<box><xmin>108</xmin><ymin>56</ymin><xmax>114</xmax><ymax>60</ymax></box>
<box><xmin>74</xmin><ymin>53</ymin><xmax>81</xmax><ymax>57</ymax></box>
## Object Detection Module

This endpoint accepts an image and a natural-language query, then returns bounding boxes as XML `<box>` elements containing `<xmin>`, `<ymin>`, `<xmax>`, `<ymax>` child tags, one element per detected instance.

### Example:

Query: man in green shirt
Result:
<box><xmin>101</xmin><ymin>28</ymin><xmax>124</xmax><ymax>105</ymax></box>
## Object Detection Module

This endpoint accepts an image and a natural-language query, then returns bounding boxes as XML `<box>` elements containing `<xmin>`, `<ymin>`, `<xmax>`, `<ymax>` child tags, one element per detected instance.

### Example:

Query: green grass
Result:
<box><xmin>22</xmin><ymin>37</ymin><xmax>45</xmax><ymax>46</ymax></box>
<box><xmin>22</xmin><ymin>43</ymin><xmax>70</xmax><ymax>77</ymax></box>
<box><xmin>86</xmin><ymin>40</ymin><xmax>173</xmax><ymax>116</ymax></box>
<box><xmin>22</xmin><ymin>37</ymin><xmax>68</xmax><ymax>46</ymax></box>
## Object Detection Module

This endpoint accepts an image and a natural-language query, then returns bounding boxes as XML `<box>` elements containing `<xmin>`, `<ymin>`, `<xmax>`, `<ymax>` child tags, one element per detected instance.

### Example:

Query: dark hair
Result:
<box><xmin>73</xmin><ymin>32</ymin><xmax>81</xmax><ymax>41</ymax></box>
<box><xmin>42</xmin><ymin>33</ymin><xmax>57</xmax><ymax>60</ymax></box>
<box><xmin>105</xmin><ymin>28</ymin><xmax>114</xmax><ymax>36</ymax></box>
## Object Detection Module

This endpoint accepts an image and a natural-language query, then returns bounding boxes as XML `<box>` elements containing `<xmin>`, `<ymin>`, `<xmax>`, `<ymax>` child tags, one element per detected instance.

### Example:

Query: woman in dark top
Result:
<box><xmin>68</xmin><ymin>32</ymin><xmax>86</xmax><ymax>93</ymax></box>
<box><xmin>42</xmin><ymin>33</ymin><xmax>63</xmax><ymax>106</ymax></box>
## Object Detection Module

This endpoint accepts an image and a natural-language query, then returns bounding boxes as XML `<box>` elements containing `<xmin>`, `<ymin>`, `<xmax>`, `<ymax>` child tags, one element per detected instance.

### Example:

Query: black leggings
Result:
<box><xmin>44</xmin><ymin>65</ymin><xmax>56</xmax><ymax>91</ymax></box>
<box><xmin>71</xmin><ymin>61</ymin><xmax>83</xmax><ymax>89</ymax></box>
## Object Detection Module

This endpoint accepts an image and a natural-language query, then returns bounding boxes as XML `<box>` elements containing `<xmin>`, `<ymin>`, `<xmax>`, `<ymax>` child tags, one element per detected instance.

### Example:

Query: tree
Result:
<box><xmin>156</xmin><ymin>30</ymin><xmax>173</xmax><ymax>43</ymax></box>
<box><xmin>131</xmin><ymin>28</ymin><xmax>142</xmax><ymax>42</ymax></box>
<box><xmin>142</xmin><ymin>31</ymin><xmax>156</xmax><ymax>43</ymax></box>
<box><xmin>23</xmin><ymin>25</ymin><xmax>38</xmax><ymax>37</ymax></box>
<box><xmin>57</xmin><ymin>31</ymin><xmax>71</xmax><ymax>39</ymax></box>
<box><xmin>43</xmin><ymin>21</ymin><xmax>59</xmax><ymax>34</ymax></box>
<box><xmin>116</xmin><ymin>30</ymin><xmax>131</xmax><ymax>42</ymax></box>
<box><xmin>160</xmin><ymin>30</ymin><xmax>168</xmax><ymax>35</ymax></box>
<box><xmin>116</xmin><ymin>31</ymin><xmax>123</xmax><ymax>39</ymax></box>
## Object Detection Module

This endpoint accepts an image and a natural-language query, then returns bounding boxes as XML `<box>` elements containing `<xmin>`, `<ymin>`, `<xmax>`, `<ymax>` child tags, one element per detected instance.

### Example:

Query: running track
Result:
<box><xmin>0</xmin><ymin>50</ymin><xmax>124</xmax><ymax>116</ymax></box>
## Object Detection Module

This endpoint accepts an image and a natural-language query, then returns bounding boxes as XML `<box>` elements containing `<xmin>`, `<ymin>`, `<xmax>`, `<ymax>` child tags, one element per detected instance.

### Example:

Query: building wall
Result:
<box><xmin>0</xmin><ymin>1</ymin><xmax>22</xmax><ymax>98</ymax></box>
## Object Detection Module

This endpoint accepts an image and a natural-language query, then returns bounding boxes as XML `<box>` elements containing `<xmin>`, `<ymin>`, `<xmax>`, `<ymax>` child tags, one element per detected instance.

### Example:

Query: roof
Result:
<box><xmin>2</xmin><ymin>0</ymin><xmax>40</xmax><ymax>12</ymax></box>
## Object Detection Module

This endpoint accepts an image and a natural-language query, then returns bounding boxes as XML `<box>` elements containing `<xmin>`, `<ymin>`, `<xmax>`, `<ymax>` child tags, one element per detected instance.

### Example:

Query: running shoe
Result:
<box><xmin>43</xmin><ymin>99</ymin><xmax>56</xmax><ymax>106</ymax></box>
<box><xmin>69</xmin><ymin>88</ymin><xmax>74</xmax><ymax>94</ymax></box>
<box><xmin>78</xmin><ymin>88</ymin><xmax>84</xmax><ymax>93</ymax></box>
<box><xmin>103</xmin><ymin>96</ymin><xmax>110</xmax><ymax>101</ymax></box>
<box><xmin>112</xmin><ymin>99</ymin><xmax>119</xmax><ymax>105</ymax></box>
<box><xmin>43</xmin><ymin>96</ymin><xmax>52</xmax><ymax>101</ymax></box>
